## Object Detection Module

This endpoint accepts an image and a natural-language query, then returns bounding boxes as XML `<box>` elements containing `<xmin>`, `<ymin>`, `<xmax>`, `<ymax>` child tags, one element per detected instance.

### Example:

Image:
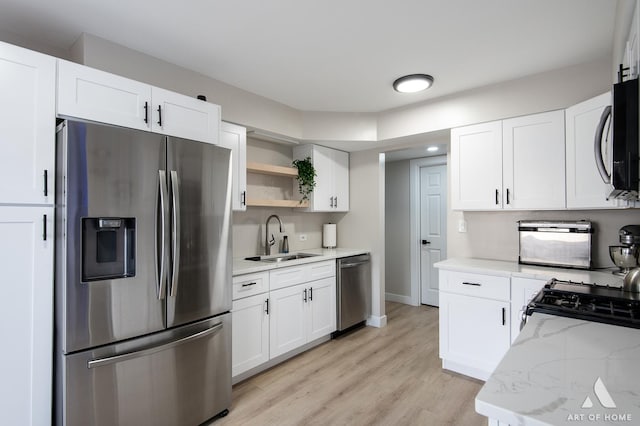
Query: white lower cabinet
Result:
<box><xmin>438</xmin><ymin>270</ymin><xmax>510</xmax><ymax>381</ymax></box>
<box><xmin>232</xmin><ymin>293</ymin><xmax>269</xmax><ymax>377</ymax></box>
<box><xmin>270</xmin><ymin>277</ymin><xmax>336</xmax><ymax>359</ymax></box>
<box><xmin>232</xmin><ymin>262</ymin><xmax>336</xmax><ymax>379</ymax></box>
<box><xmin>510</xmin><ymin>277</ymin><xmax>546</xmax><ymax>343</ymax></box>
<box><xmin>0</xmin><ymin>206</ymin><xmax>53</xmax><ymax>426</ymax></box>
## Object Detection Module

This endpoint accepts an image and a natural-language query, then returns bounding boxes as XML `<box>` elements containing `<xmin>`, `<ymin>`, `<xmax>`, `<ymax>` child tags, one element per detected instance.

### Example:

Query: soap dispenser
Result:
<box><xmin>282</xmin><ymin>235</ymin><xmax>289</xmax><ymax>253</ymax></box>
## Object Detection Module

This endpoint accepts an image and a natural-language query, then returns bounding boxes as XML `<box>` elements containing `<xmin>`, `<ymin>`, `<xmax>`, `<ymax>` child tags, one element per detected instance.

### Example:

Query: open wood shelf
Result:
<box><xmin>246</xmin><ymin>162</ymin><xmax>298</xmax><ymax>177</ymax></box>
<box><xmin>246</xmin><ymin>199</ymin><xmax>309</xmax><ymax>208</ymax></box>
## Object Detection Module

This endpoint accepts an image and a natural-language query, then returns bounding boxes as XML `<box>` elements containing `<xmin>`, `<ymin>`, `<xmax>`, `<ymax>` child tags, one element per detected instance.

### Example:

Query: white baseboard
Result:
<box><xmin>366</xmin><ymin>315</ymin><xmax>387</xmax><ymax>328</ymax></box>
<box><xmin>385</xmin><ymin>292</ymin><xmax>414</xmax><ymax>305</ymax></box>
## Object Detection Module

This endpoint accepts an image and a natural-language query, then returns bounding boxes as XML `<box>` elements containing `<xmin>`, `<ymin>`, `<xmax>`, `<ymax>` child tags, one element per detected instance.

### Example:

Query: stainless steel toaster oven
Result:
<box><xmin>517</xmin><ymin>220</ymin><xmax>593</xmax><ymax>269</ymax></box>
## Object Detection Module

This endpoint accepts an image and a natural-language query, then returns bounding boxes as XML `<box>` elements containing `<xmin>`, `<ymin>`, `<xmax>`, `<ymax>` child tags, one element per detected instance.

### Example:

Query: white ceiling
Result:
<box><xmin>0</xmin><ymin>0</ymin><xmax>623</xmax><ymax>114</ymax></box>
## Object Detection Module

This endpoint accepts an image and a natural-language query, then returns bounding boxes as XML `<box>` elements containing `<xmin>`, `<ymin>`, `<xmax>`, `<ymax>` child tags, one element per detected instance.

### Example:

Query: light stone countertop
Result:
<box><xmin>435</xmin><ymin>257</ymin><xmax>624</xmax><ymax>287</ymax></box>
<box><xmin>476</xmin><ymin>313</ymin><xmax>640</xmax><ymax>426</ymax></box>
<box><xmin>233</xmin><ymin>247</ymin><xmax>369</xmax><ymax>276</ymax></box>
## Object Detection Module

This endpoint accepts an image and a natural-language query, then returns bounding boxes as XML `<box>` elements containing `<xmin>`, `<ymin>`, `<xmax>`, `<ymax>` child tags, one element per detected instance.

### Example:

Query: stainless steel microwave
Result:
<box><xmin>595</xmin><ymin>76</ymin><xmax>639</xmax><ymax>200</ymax></box>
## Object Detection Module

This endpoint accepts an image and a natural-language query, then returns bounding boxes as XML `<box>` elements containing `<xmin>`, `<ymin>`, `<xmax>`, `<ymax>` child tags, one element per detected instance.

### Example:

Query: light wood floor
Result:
<box><xmin>215</xmin><ymin>302</ymin><xmax>486</xmax><ymax>426</ymax></box>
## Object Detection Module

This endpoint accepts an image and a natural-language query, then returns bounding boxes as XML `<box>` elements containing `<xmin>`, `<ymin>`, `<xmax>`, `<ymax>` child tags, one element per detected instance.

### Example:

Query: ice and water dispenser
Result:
<box><xmin>82</xmin><ymin>217</ymin><xmax>136</xmax><ymax>281</ymax></box>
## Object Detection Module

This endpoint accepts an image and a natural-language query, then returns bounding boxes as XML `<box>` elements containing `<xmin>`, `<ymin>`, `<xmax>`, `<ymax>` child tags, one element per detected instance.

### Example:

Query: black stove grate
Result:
<box><xmin>525</xmin><ymin>279</ymin><xmax>640</xmax><ymax>329</ymax></box>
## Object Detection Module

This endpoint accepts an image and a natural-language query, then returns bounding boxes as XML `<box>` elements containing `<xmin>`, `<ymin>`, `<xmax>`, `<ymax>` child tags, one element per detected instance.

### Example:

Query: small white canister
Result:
<box><xmin>322</xmin><ymin>223</ymin><xmax>337</xmax><ymax>248</ymax></box>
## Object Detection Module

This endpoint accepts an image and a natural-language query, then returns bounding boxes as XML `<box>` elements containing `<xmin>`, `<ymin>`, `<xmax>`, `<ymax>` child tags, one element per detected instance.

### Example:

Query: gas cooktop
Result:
<box><xmin>525</xmin><ymin>279</ymin><xmax>640</xmax><ymax>329</ymax></box>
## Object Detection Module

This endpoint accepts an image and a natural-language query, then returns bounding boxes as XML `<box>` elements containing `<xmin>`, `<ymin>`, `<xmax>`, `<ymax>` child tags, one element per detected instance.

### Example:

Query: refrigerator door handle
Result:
<box><xmin>169</xmin><ymin>170</ymin><xmax>181</xmax><ymax>297</ymax></box>
<box><xmin>157</xmin><ymin>170</ymin><xmax>169</xmax><ymax>300</ymax></box>
<box><xmin>87</xmin><ymin>322</ymin><xmax>223</xmax><ymax>369</ymax></box>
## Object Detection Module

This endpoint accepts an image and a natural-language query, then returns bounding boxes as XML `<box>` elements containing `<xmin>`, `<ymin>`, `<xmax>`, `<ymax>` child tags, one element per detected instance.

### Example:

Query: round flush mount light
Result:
<box><xmin>393</xmin><ymin>74</ymin><xmax>434</xmax><ymax>93</ymax></box>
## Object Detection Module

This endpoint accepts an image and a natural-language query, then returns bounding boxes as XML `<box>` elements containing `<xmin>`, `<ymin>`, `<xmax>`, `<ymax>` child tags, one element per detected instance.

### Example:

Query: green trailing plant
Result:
<box><xmin>292</xmin><ymin>156</ymin><xmax>317</xmax><ymax>203</ymax></box>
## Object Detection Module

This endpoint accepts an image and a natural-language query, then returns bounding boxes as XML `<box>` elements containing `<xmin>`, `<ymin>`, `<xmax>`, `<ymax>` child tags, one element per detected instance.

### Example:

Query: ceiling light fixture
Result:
<box><xmin>393</xmin><ymin>74</ymin><xmax>434</xmax><ymax>93</ymax></box>
<box><xmin>427</xmin><ymin>146</ymin><xmax>439</xmax><ymax>152</ymax></box>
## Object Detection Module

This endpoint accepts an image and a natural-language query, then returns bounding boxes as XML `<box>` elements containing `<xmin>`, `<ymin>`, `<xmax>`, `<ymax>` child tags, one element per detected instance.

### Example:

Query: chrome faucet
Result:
<box><xmin>265</xmin><ymin>214</ymin><xmax>284</xmax><ymax>255</ymax></box>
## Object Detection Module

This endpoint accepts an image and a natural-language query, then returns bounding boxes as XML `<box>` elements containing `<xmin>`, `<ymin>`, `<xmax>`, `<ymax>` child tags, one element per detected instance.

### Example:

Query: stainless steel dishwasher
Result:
<box><xmin>336</xmin><ymin>254</ymin><xmax>371</xmax><ymax>333</ymax></box>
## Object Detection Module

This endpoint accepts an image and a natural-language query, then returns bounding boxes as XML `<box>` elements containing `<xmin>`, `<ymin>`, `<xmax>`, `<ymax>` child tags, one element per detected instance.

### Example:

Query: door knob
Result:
<box><xmin>422</xmin><ymin>240</ymin><xmax>431</xmax><ymax>245</ymax></box>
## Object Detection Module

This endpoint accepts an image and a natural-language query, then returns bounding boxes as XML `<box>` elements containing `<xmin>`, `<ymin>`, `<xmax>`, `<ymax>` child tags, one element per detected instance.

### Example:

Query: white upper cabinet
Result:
<box><xmin>565</xmin><ymin>92</ymin><xmax>627</xmax><ymax>209</ymax></box>
<box><xmin>502</xmin><ymin>110</ymin><xmax>566</xmax><ymax>210</ymax></box>
<box><xmin>624</xmin><ymin>0</ymin><xmax>639</xmax><ymax>79</ymax></box>
<box><xmin>57</xmin><ymin>60</ymin><xmax>220</xmax><ymax>144</ymax></box>
<box><xmin>220</xmin><ymin>122</ymin><xmax>247</xmax><ymax>211</ymax></box>
<box><xmin>451</xmin><ymin>121</ymin><xmax>503</xmax><ymax>210</ymax></box>
<box><xmin>293</xmin><ymin>144</ymin><xmax>349</xmax><ymax>212</ymax></box>
<box><xmin>0</xmin><ymin>42</ymin><xmax>56</xmax><ymax>205</ymax></box>
<box><xmin>451</xmin><ymin>110</ymin><xmax>565</xmax><ymax>210</ymax></box>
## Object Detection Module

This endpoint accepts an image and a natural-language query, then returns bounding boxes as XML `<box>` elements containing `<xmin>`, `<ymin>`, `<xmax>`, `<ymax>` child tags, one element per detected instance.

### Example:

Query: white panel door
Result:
<box><xmin>420</xmin><ymin>164</ymin><xmax>447</xmax><ymax>306</ymax></box>
<box><xmin>311</xmin><ymin>145</ymin><xmax>335</xmax><ymax>211</ymax></box>
<box><xmin>307</xmin><ymin>277</ymin><xmax>337</xmax><ymax>341</ymax></box>
<box><xmin>0</xmin><ymin>42</ymin><xmax>56</xmax><ymax>205</ymax></box>
<box><xmin>332</xmin><ymin>149</ymin><xmax>350</xmax><ymax>211</ymax></box>
<box><xmin>152</xmin><ymin>87</ymin><xmax>220</xmax><ymax>144</ymax></box>
<box><xmin>450</xmin><ymin>121</ymin><xmax>503</xmax><ymax>210</ymax></box>
<box><xmin>232</xmin><ymin>294</ymin><xmax>269</xmax><ymax>377</ymax></box>
<box><xmin>565</xmin><ymin>92</ymin><xmax>626</xmax><ymax>209</ymax></box>
<box><xmin>269</xmin><ymin>284</ymin><xmax>307</xmax><ymax>358</ymax></box>
<box><xmin>0</xmin><ymin>206</ymin><xmax>53</xmax><ymax>426</ymax></box>
<box><xmin>503</xmin><ymin>110</ymin><xmax>566</xmax><ymax>209</ymax></box>
<box><xmin>220</xmin><ymin>122</ymin><xmax>247</xmax><ymax>211</ymax></box>
<box><xmin>439</xmin><ymin>292</ymin><xmax>510</xmax><ymax>380</ymax></box>
<box><xmin>57</xmin><ymin>59</ymin><xmax>151</xmax><ymax>131</ymax></box>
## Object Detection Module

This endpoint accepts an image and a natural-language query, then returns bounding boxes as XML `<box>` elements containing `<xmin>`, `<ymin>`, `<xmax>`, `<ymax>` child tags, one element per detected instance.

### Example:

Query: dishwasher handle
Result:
<box><xmin>340</xmin><ymin>260</ymin><xmax>370</xmax><ymax>268</ymax></box>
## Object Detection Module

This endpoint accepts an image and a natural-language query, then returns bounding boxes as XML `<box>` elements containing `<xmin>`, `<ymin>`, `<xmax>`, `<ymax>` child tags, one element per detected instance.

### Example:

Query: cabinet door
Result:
<box><xmin>220</xmin><ymin>122</ymin><xmax>247</xmax><ymax>211</ymax></box>
<box><xmin>307</xmin><ymin>277</ymin><xmax>337</xmax><ymax>341</ymax></box>
<box><xmin>332</xmin><ymin>149</ymin><xmax>350</xmax><ymax>212</ymax></box>
<box><xmin>565</xmin><ymin>93</ymin><xmax>626</xmax><ymax>209</ymax></box>
<box><xmin>503</xmin><ymin>110</ymin><xmax>566</xmax><ymax>209</ymax></box>
<box><xmin>57</xmin><ymin>59</ymin><xmax>152</xmax><ymax>131</ymax></box>
<box><xmin>439</xmin><ymin>292</ymin><xmax>510</xmax><ymax>380</ymax></box>
<box><xmin>450</xmin><ymin>121</ymin><xmax>503</xmax><ymax>210</ymax></box>
<box><xmin>232</xmin><ymin>294</ymin><xmax>269</xmax><ymax>377</ymax></box>
<box><xmin>510</xmin><ymin>277</ymin><xmax>546</xmax><ymax>343</ymax></box>
<box><xmin>311</xmin><ymin>145</ymin><xmax>335</xmax><ymax>211</ymax></box>
<box><xmin>269</xmin><ymin>284</ymin><xmax>307</xmax><ymax>358</ymax></box>
<box><xmin>151</xmin><ymin>87</ymin><xmax>220</xmax><ymax>144</ymax></box>
<box><xmin>0</xmin><ymin>42</ymin><xmax>55</xmax><ymax>205</ymax></box>
<box><xmin>0</xmin><ymin>206</ymin><xmax>53</xmax><ymax>425</ymax></box>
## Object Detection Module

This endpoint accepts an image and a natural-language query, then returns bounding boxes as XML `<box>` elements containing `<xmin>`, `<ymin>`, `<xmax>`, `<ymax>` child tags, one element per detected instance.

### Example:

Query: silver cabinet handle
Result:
<box><xmin>157</xmin><ymin>170</ymin><xmax>169</xmax><ymax>300</ymax></box>
<box><xmin>303</xmin><ymin>288</ymin><xmax>308</xmax><ymax>302</ymax></box>
<box><xmin>462</xmin><ymin>281</ymin><xmax>481</xmax><ymax>286</ymax></box>
<box><xmin>334</xmin><ymin>196</ymin><xmax>337</xmax><ymax>208</ymax></box>
<box><xmin>241</xmin><ymin>282</ymin><xmax>257</xmax><ymax>287</ymax></box>
<box><xmin>329</xmin><ymin>196</ymin><xmax>334</xmax><ymax>208</ymax></box>
<box><xmin>594</xmin><ymin>105</ymin><xmax>612</xmax><ymax>184</ymax></box>
<box><xmin>169</xmin><ymin>170</ymin><xmax>181</xmax><ymax>297</ymax></box>
<box><xmin>88</xmin><ymin>323</ymin><xmax>223</xmax><ymax>369</ymax></box>
<box><xmin>502</xmin><ymin>307</ymin><xmax>506</xmax><ymax>326</ymax></box>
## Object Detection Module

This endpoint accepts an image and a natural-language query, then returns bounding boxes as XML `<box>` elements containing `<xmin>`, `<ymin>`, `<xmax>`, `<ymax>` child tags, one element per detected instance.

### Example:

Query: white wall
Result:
<box><xmin>335</xmin><ymin>149</ymin><xmax>386</xmax><ymax>326</ymax></box>
<box><xmin>384</xmin><ymin>160</ymin><xmax>411</xmax><ymax>301</ymax></box>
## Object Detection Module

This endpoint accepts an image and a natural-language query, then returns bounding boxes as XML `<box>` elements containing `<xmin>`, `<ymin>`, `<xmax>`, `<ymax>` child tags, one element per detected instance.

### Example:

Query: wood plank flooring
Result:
<box><xmin>214</xmin><ymin>302</ymin><xmax>486</xmax><ymax>426</ymax></box>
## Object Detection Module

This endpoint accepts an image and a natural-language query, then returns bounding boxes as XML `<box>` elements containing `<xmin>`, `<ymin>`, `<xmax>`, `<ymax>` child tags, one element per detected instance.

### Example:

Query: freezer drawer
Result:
<box><xmin>57</xmin><ymin>314</ymin><xmax>231</xmax><ymax>426</ymax></box>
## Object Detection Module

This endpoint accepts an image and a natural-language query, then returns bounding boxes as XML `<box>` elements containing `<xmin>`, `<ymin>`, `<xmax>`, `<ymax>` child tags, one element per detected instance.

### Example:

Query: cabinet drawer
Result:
<box><xmin>232</xmin><ymin>272</ymin><xmax>269</xmax><ymax>300</ymax></box>
<box><xmin>308</xmin><ymin>260</ymin><xmax>336</xmax><ymax>281</ymax></box>
<box><xmin>270</xmin><ymin>266</ymin><xmax>308</xmax><ymax>291</ymax></box>
<box><xmin>440</xmin><ymin>271</ymin><xmax>510</xmax><ymax>301</ymax></box>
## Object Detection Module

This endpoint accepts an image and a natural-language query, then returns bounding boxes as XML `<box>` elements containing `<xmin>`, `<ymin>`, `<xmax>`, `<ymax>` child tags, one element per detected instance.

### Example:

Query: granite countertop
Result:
<box><xmin>476</xmin><ymin>313</ymin><xmax>640</xmax><ymax>426</ymax></box>
<box><xmin>434</xmin><ymin>258</ymin><xmax>623</xmax><ymax>287</ymax></box>
<box><xmin>233</xmin><ymin>247</ymin><xmax>369</xmax><ymax>276</ymax></box>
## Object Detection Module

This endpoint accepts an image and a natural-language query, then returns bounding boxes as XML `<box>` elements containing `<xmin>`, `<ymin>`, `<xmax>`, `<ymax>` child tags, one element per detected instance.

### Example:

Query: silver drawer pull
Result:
<box><xmin>242</xmin><ymin>282</ymin><xmax>257</xmax><ymax>287</ymax></box>
<box><xmin>88</xmin><ymin>323</ymin><xmax>223</xmax><ymax>369</ymax></box>
<box><xmin>462</xmin><ymin>281</ymin><xmax>481</xmax><ymax>286</ymax></box>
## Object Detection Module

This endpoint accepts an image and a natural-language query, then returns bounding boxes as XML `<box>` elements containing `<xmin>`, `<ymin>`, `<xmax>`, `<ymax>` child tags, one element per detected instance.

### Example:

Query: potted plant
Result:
<box><xmin>292</xmin><ymin>156</ymin><xmax>316</xmax><ymax>203</ymax></box>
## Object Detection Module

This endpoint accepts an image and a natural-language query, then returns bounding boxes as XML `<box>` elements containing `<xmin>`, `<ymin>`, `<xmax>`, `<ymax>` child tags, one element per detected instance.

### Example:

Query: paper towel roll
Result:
<box><xmin>323</xmin><ymin>223</ymin><xmax>337</xmax><ymax>248</ymax></box>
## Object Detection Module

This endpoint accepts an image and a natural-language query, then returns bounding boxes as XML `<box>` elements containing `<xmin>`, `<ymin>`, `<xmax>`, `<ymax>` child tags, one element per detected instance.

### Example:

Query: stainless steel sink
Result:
<box><xmin>244</xmin><ymin>253</ymin><xmax>320</xmax><ymax>263</ymax></box>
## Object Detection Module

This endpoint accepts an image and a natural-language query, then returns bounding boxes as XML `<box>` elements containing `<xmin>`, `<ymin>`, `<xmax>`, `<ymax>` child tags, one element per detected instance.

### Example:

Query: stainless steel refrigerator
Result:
<box><xmin>54</xmin><ymin>119</ymin><xmax>232</xmax><ymax>426</ymax></box>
